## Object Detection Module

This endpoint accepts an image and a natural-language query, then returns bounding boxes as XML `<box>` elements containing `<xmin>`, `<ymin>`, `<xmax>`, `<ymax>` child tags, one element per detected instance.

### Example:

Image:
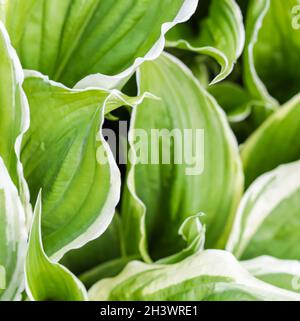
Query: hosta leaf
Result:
<box><xmin>61</xmin><ymin>214</ymin><xmax>122</xmax><ymax>276</ymax></box>
<box><xmin>0</xmin><ymin>0</ymin><xmax>36</xmax><ymax>46</ymax></box>
<box><xmin>208</xmin><ymin>82</ymin><xmax>252</xmax><ymax>123</ymax></box>
<box><xmin>244</xmin><ymin>0</ymin><xmax>300</xmax><ymax>105</ymax></box>
<box><xmin>0</xmin><ymin>21</ymin><xmax>30</xmax><ymax>220</ymax></box>
<box><xmin>0</xmin><ymin>158</ymin><xmax>27</xmax><ymax>301</ymax></box>
<box><xmin>241</xmin><ymin>94</ymin><xmax>300</xmax><ymax>187</ymax></box>
<box><xmin>1</xmin><ymin>0</ymin><xmax>198</xmax><ymax>88</ymax></box>
<box><xmin>21</xmin><ymin>71</ymin><xmax>150</xmax><ymax>261</ymax></box>
<box><xmin>227</xmin><ymin>160</ymin><xmax>300</xmax><ymax>260</ymax></box>
<box><xmin>0</xmin><ymin>266</ymin><xmax>4</xmax><ymax>290</ymax></box>
<box><xmin>89</xmin><ymin>250</ymin><xmax>300</xmax><ymax>301</ymax></box>
<box><xmin>156</xmin><ymin>214</ymin><xmax>205</xmax><ymax>264</ymax></box>
<box><xmin>243</xmin><ymin>256</ymin><xmax>300</xmax><ymax>294</ymax></box>
<box><xmin>79</xmin><ymin>257</ymin><xmax>136</xmax><ymax>290</ymax></box>
<box><xmin>166</xmin><ymin>0</ymin><xmax>245</xmax><ymax>83</ymax></box>
<box><xmin>121</xmin><ymin>53</ymin><xmax>243</xmax><ymax>261</ymax></box>
<box><xmin>208</xmin><ymin>82</ymin><xmax>274</xmax><ymax>143</ymax></box>
<box><xmin>81</xmin><ymin>213</ymin><xmax>205</xmax><ymax>288</ymax></box>
<box><xmin>25</xmin><ymin>193</ymin><xmax>88</xmax><ymax>301</ymax></box>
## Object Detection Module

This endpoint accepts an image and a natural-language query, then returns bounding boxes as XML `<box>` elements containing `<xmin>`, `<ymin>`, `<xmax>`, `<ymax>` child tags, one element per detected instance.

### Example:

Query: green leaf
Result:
<box><xmin>156</xmin><ymin>214</ymin><xmax>205</xmax><ymax>264</ymax></box>
<box><xmin>25</xmin><ymin>193</ymin><xmax>88</xmax><ymax>301</ymax></box>
<box><xmin>61</xmin><ymin>213</ymin><xmax>122</xmax><ymax>276</ymax></box>
<box><xmin>0</xmin><ymin>157</ymin><xmax>27</xmax><ymax>301</ymax></box>
<box><xmin>0</xmin><ymin>266</ymin><xmax>5</xmax><ymax>290</ymax></box>
<box><xmin>0</xmin><ymin>0</ymin><xmax>36</xmax><ymax>46</ymax></box>
<box><xmin>243</xmin><ymin>256</ymin><xmax>300</xmax><ymax>294</ymax></box>
<box><xmin>208</xmin><ymin>82</ymin><xmax>252</xmax><ymax>122</ymax></box>
<box><xmin>79</xmin><ymin>257</ymin><xmax>137</xmax><ymax>289</ymax></box>
<box><xmin>21</xmin><ymin>71</ymin><xmax>150</xmax><ymax>261</ymax></box>
<box><xmin>0</xmin><ymin>21</ymin><xmax>29</xmax><ymax>301</ymax></box>
<box><xmin>241</xmin><ymin>94</ymin><xmax>300</xmax><ymax>187</ymax></box>
<box><xmin>166</xmin><ymin>0</ymin><xmax>245</xmax><ymax>83</ymax></box>
<box><xmin>227</xmin><ymin>160</ymin><xmax>300</xmax><ymax>260</ymax></box>
<box><xmin>208</xmin><ymin>82</ymin><xmax>276</xmax><ymax>143</ymax></box>
<box><xmin>89</xmin><ymin>249</ymin><xmax>300</xmax><ymax>301</ymax></box>
<box><xmin>0</xmin><ymin>21</ymin><xmax>31</xmax><ymax>221</ymax></box>
<box><xmin>121</xmin><ymin>53</ymin><xmax>243</xmax><ymax>261</ymax></box>
<box><xmin>81</xmin><ymin>213</ymin><xmax>205</xmax><ymax>288</ymax></box>
<box><xmin>2</xmin><ymin>0</ymin><xmax>197</xmax><ymax>88</ymax></box>
<box><xmin>243</xmin><ymin>0</ymin><xmax>300</xmax><ymax>105</ymax></box>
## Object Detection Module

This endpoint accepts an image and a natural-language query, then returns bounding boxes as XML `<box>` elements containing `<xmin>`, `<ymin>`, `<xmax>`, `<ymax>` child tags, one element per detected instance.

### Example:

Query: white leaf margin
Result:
<box><xmin>166</xmin><ymin>0</ymin><xmax>245</xmax><ymax>84</ymax></box>
<box><xmin>242</xmin><ymin>255</ymin><xmax>300</xmax><ymax>293</ymax></box>
<box><xmin>24</xmin><ymin>70</ymin><xmax>153</xmax><ymax>262</ymax></box>
<box><xmin>25</xmin><ymin>193</ymin><xmax>88</xmax><ymax>301</ymax></box>
<box><xmin>0</xmin><ymin>21</ymin><xmax>31</xmax><ymax>227</ymax></box>
<box><xmin>243</xmin><ymin>255</ymin><xmax>300</xmax><ymax>279</ymax></box>
<box><xmin>74</xmin><ymin>0</ymin><xmax>199</xmax><ymax>90</ymax></box>
<box><xmin>243</xmin><ymin>0</ymin><xmax>278</xmax><ymax>107</ymax></box>
<box><xmin>0</xmin><ymin>266</ymin><xmax>4</xmax><ymax>290</ymax></box>
<box><xmin>0</xmin><ymin>157</ymin><xmax>27</xmax><ymax>301</ymax></box>
<box><xmin>89</xmin><ymin>250</ymin><xmax>300</xmax><ymax>301</ymax></box>
<box><xmin>125</xmin><ymin>51</ymin><xmax>243</xmax><ymax>262</ymax></box>
<box><xmin>226</xmin><ymin>160</ymin><xmax>300</xmax><ymax>258</ymax></box>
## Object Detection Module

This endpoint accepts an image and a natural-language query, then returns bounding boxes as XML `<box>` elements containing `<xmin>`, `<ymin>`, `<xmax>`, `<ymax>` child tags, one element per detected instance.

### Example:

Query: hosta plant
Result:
<box><xmin>1</xmin><ymin>0</ymin><xmax>300</xmax><ymax>302</ymax></box>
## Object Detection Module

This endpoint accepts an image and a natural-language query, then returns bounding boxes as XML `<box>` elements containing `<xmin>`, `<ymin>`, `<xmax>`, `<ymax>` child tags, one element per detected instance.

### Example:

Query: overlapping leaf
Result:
<box><xmin>1</xmin><ymin>0</ymin><xmax>198</xmax><ymax>88</ymax></box>
<box><xmin>241</xmin><ymin>94</ymin><xmax>300</xmax><ymax>187</ymax></box>
<box><xmin>156</xmin><ymin>214</ymin><xmax>205</xmax><ymax>265</ymax></box>
<box><xmin>1</xmin><ymin>0</ymin><xmax>300</xmax><ymax>303</ymax></box>
<box><xmin>243</xmin><ymin>256</ymin><xmax>300</xmax><ymax>294</ymax></box>
<box><xmin>21</xmin><ymin>71</ymin><xmax>150</xmax><ymax>261</ymax></box>
<box><xmin>79</xmin><ymin>256</ymin><xmax>135</xmax><ymax>290</ymax></box>
<box><xmin>166</xmin><ymin>0</ymin><xmax>245</xmax><ymax>83</ymax></box>
<box><xmin>208</xmin><ymin>81</ymin><xmax>274</xmax><ymax>143</ymax></box>
<box><xmin>79</xmin><ymin>214</ymin><xmax>205</xmax><ymax>288</ymax></box>
<box><xmin>208</xmin><ymin>82</ymin><xmax>252</xmax><ymax>123</ymax></box>
<box><xmin>61</xmin><ymin>214</ymin><xmax>122</xmax><ymax>276</ymax></box>
<box><xmin>121</xmin><ymin>53</ymin><xmax>243</xmax><ymax>261</ymax></box>
<box><xmin>0</xmin><ymin>21</ymin><xmax>29</xmax><ymax>301</ymax></box>
<box><xmin>244</xmin><ymin>0</ymin><xmax>300</xmax><ymax>105</ymax></box>
<box><xmin>25</xmin><ymin>194</ymin><xmax>88</xmax><ymax>301</ymax></box>
<box><xmin>0</xmin><ymin>158</ymin><xmax>27</xmax><ymax>301</ymax></box>
<box><xmin>89</xmin><ymin>250</ymin><xmax>300</xmax><ymax>301</ymax></box>
<box><xmin>227</xmin><ymin>160</ymin><xmax>300</xmax><ymax>260</ymax></box>
<box><xmin>0</xmin><ymin>21</ymin><xmax>30</xmax><ymax>220</ymax></box>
